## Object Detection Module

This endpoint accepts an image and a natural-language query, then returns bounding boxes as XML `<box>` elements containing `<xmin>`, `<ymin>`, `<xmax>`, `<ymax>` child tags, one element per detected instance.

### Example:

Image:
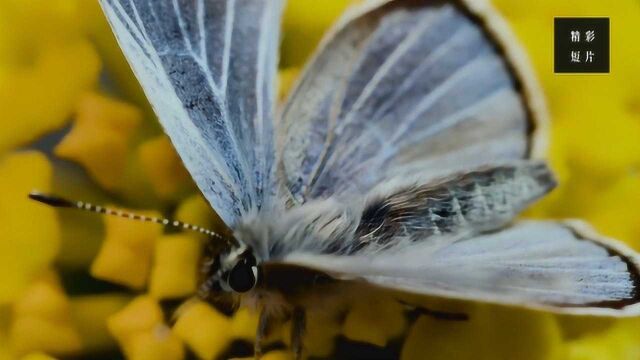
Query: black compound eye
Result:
<box><xmin>228</xmin><ymin>262</ymin><xmax>258</xmax><ymax>293</ymax></box>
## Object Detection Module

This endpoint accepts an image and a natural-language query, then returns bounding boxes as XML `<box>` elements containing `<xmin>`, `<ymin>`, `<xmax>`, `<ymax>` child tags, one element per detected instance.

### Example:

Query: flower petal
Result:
<box><xmin>566</xmin><ymin>318</ymin><xmax>640</xmax><ymax>360</ymax></box>
<box><xmin>342</xmin><ymin>292</ymin><xmax>406</xmax><ymax>347</ymax></box>
<box><xmin>90</xmin><ymin>207</ymin><xmax>162</xmax><ymax>289</ymax></box>
<box><xmin>9</xmin><ymin>271</ymin><xmax>82</xmax><ymax>357</ymax></box>
<box><xmin>69</xmin><ymin>294</ymin><xmax>131</xmax><ymax>353</ymax></box>
<box><xmin>281</xmin><ymin>0</ymin><xmax>355</xmax><ymax>67</ymax></box>
<box><xmin>149</xmin><ymin>234</ymin><xmax>201</xmax><ymax>299</ymax></box>
<box><xmin>55</xmin><ymin>92</ymin><xmax>142</xmax><ymax>191</ymax></box>
<box><xmin>0</xmin><ymin>151</ymin><xmax>59</xmax><ymax>303</ymax></box>
<box><xmin>173</xmin><ymin>301</ymin><xmax>232</xmax><ymax>360</ymax></box>
<box><xmin>107</xmin><ymin>296</ymin><xmax>183</xmax><ymax>359</ymax></box>
<box><xmin>127</xmin><ymin>328</ymin><xmax>184</xmax><ymax>360</ymax></box>
<box><xmin>0</xmin><ymin>0</ymin><xmax>101</xmax><ymax>154</ymax></box>
<box><xmin>137</xmin><ymin>136</ymin><xmax>192</xmax><ymax>200</ymax></box>
<box><xmin>401</xmin><ymin>304</ymin><xmax>563</xmax><ymax>360</ymax></box>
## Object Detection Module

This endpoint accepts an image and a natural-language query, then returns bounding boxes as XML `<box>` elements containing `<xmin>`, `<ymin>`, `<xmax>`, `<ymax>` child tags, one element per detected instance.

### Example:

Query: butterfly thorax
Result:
<box><xmin>234</xmin><ymin>198</ymin><xmax>361</xmax><ymax>261</ymax></box>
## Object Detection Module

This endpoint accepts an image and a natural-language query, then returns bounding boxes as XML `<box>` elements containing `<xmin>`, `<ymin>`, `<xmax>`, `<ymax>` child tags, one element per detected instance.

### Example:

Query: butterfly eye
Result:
<box><xmin>227</xmin><ymin>261</ymin><xmax>258</xmax><ymax>293</ymax></box>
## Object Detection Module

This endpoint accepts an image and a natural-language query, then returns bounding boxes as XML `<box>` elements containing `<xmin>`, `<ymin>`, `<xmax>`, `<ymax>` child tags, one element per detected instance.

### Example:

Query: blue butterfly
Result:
<box><xmin>48</xmin><ymin>0</ymin><xmax>640</xmax><ymax>358</ymax></box>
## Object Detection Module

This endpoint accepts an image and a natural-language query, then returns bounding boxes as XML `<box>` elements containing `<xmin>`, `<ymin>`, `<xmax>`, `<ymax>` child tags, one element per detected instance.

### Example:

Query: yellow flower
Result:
<box><xmin>565</xmin><ymin>318</ymin><xmax>640</xmax><ymax>360</ymax></box>
<box><xmin>19</xmin><ymin>353</ymin><xmax>58</xmax><ymax>360</ymax></box>
<box><xmin>2</xmin><ymin>0</ymin><xmax>640</xmax><ymax>359</ymax></box>
<box><xmin>0</xmin><ymin>152</ymin><xmax>59</xmax><ymax>304</ymax></box>
<box><xmin>69</xmin><ymin>294</ymin><xmax>131</xmax><ymax>353</ymax></box>
<box><xmin>281</xmin><ymin>0</ymin><xmax>355</xmax><ymax>67</ymax></box>
<box><xmin>401</xmin><ymin>305</ymin><xmax>564</xmax><ymax>360</ymax></box>
<box><xmin>0</xmin><ymin>1</ymin><xmax>101</xmax><ymax>155</ymax></box>
<box><xmin>342</xmin><ymin>291</ymin><xmax>407</xmax><ymax>347</ymax></box>
<box><xmin>90</xmin><ymin>207</ymin><xmax>162</xmax><ymax>289</ymax></box>
<box><xmin>149</xmin><ymin>234</ymin><xmax>201</xmax><ymax>299</ymax></box>
<box><xmin>55</xmin><ymin>92</ymin><xmax>142</xmax><ymax>191</ymax></box>
<box><xmin>173</xmin><ymin>300</ymin><xmax>232</xmax><ymax>360</ymax></box>
<box><xmin>138</xmin><ymin>136</ymin><xmax>192</xmax><ymax>201</ymax></box>
<box><xmin>108</xmin><ymin>296</ymin><xmax>184</xmax><ymax>360</ymax></box>
<box><xmin>9</xmin><ymin>271</ymin><xmax>82</xmax><ymax>357</ymax></box>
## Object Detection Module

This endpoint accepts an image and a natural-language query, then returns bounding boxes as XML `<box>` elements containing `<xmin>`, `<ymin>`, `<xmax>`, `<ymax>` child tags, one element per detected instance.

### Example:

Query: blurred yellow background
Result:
<box><xmin>0</xmin><ymin>0</ymin><xmax>639</xmax><ymax>359</ymax></box>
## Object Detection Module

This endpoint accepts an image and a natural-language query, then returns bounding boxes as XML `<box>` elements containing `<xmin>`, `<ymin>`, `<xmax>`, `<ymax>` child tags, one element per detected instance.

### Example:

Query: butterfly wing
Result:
<box><xmin>282</xmin><ymin>220</ymin><xmax>640</xmax><ymax>315</ymax></box>
<box><xmin>267</xmin><ymin>164</ymin><xmax>640</xmax><ymax>314</ymax></box>
<box><xmin>99</xmin><ymin>0</ymin><xmax>283</xmax><ymax>226</ymax></box>
<box><xmin>278</xmin><ymin>0</ymin><xmax>547</xmax><ymax>205</ymax></box>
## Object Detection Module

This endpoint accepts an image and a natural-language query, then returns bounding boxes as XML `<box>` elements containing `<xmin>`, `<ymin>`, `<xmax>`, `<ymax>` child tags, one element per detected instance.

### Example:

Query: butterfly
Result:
<box><xmin>39</xmin><ymin>0</ymin><xmax>640</xmax><ymax>358</ymax></box>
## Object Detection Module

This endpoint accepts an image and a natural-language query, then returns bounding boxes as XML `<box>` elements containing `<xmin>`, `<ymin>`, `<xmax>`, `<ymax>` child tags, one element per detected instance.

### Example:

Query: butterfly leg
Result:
<box><xmin>290</xmin><ymin>307</ymin><xmax>306</xmax><ymax>360</ymax></box>
<box><xmin>415</xmin><ymin>306</ymin><xmax>469</xmax><ymax>321</ymax></box>
<box><xmin>399</xmin><ymin>300</ymin><xmax>469</xmax><ymax>321</ymax></box>
<box><xmin>254</xmin><ymin>309</ymin><xmax>270</xmax><ymax>359</ymax></box>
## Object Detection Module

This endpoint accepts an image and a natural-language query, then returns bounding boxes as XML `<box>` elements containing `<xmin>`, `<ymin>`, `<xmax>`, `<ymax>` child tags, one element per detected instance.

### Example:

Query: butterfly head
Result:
<box><xmin>25</xmin><ymin>191</ymin><xmax>262</xmax><ymax>296</ymax></box>
<box><xmin>200</xmin><ymin>241</ymin><xmax>261</xmax><ymax>296</ymax></box>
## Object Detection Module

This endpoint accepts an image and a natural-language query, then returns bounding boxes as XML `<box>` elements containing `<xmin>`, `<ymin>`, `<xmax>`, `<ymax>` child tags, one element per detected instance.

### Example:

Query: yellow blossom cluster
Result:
<box><xmin>0</xmin><ymin>0</ymin><xmax>639</xmax><ymax>359</ymax></box>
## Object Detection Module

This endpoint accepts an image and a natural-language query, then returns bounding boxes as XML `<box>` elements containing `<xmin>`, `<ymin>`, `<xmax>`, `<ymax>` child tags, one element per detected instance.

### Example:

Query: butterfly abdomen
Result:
<box><xmin>354</xmin><ymin>161</ymin><xmax>556</xmax><ymax>251</ymax></box>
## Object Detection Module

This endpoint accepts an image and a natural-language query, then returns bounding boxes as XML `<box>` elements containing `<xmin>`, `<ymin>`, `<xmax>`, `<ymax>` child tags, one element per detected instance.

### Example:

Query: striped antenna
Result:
<box><xmin>28</xmin><ymin>191</ymin><xmax>224</xmax><ymax>240</ymax></box>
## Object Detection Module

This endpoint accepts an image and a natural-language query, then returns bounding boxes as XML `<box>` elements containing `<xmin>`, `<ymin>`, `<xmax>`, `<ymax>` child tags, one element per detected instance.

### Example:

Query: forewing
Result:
<box><xmin>99</xmin><ymin>0</ymin><xmax>283</xmax><ymax>226</ymax></box>
<box><xmin>282</xmin><ymin>221</ymin><xmax>640</xmax><ymax>315</ymax></box>
<box><xmin>278</xmin><ymin>0</ymin><xmax>546</xmax><ymax>204</ymax></box>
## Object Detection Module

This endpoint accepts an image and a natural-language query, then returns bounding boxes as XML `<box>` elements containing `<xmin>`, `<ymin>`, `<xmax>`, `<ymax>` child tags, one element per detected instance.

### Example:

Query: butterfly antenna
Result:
<box><xmin>28</xmin><ymin>191</ymin><xmax>223</xmax><ymax>240</ymax></box>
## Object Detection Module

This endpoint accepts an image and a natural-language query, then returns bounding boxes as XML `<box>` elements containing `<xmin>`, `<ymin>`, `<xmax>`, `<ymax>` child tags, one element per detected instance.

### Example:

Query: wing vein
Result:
<box><xmin>196</xmin><ymin>0</ymin><xmax>206</xmax><ymax>58</ymax></box>
<box><xmin>389</xmin><ymin>54</ymin><xmax>491</xmax><ymax>143</ymax></box>
<box><xmin>221</xmin><ymin>0</ymin><xmax>235</xmax><ymax>92</ymax></box>
<box><xmin>172</xmin><ymin>0</ymin><xmax>194</xmax><ymax>53</ymax></box>
<box><xmin>335</xmin><ymin>11</ymin><xmax>436</xmax><ymax>135</ymax></box>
